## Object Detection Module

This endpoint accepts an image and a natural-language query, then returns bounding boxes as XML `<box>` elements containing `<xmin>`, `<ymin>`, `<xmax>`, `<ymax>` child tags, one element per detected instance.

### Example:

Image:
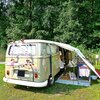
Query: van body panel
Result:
<box><xmin>4</xmin><ymin>40</ymin><xmax>62</xmax><ymax>87</ymax></box>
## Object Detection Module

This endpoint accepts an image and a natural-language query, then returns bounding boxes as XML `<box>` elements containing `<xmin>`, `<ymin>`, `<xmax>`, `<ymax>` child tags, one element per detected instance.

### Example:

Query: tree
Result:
<box><xmin>76</xmin><ymin>0</ymin><xmax>100</xmax><ymax>49</ymax></box>
<box><xmin>6</xmin><ymin>0</ymin><xmax>60</xmax><ymax>40</ymax></box>
<box><xmin>54</xmin><ymin>0</ymin><xmax>82</xmax><ymax>44</ymax></box>
<box><xmin>91</xmin><ymin>0</ymin><xmax>100</xmax><ymax>48</ymax></box>
<box><xmin>0</xmin><ymin>0</ymin><xmax>9</xmax><ymax>48</ymax></box>
<box><xmin>0</xmin><ymin>0</ymin><xmax>99</xmax><ymax>49</ymax></box>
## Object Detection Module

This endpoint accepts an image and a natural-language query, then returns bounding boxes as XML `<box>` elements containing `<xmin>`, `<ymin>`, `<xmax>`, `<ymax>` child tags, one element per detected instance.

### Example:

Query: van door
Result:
<box><xmin>48</xmin><ymin>44</ymin><xmax>60</xmax><ymax>76</ymax></box>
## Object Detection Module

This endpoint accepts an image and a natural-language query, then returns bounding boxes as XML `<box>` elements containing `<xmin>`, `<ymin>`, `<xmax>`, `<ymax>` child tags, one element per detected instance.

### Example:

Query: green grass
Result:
<box><xmin>95</xmin><ymin>65</ymin><xmax>100</xmax><ymax>70</ymax></box>
<box><xmin>0</xmin><ymin>64</ymin><xmax>100</xmax><ymax>100</ymax></box>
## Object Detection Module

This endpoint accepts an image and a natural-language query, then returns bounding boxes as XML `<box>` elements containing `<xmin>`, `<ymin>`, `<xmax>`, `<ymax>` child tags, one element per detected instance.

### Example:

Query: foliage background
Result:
<box><xmin>0</xmin><ymin>1</ymin><xmax>100</xmax><ymax>99</ymax></box>
<box><xmin>0</xmin><ymin>0</ymin><xmax>100</xmax><ymax>61</ymax></box>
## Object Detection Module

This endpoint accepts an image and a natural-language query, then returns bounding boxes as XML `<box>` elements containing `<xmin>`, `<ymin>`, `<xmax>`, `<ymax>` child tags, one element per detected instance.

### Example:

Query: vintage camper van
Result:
<box><xmin>3</xmin><ymin>39</ymin><xmax>69</xmax><ymax>87</ymax></box>
<box><xmin>3</xmin><ymin>39</ymin><xmax>100</xmax><ymax>87</ymax></box>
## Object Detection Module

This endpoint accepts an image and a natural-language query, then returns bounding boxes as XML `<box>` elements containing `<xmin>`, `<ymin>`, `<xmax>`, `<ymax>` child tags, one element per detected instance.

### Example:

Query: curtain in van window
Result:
<box><xmin>10</xmin><ymin>46</ymin><xmax>19</xmax><ymax>55</ymax></box>
<box><xmin>9</xmin><ymin>45</ymin><xmax>36</xmax><ymax>56</ymax></box>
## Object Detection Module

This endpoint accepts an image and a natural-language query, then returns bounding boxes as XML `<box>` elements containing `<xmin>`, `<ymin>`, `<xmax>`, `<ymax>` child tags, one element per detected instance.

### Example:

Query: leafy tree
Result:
<box><xmin>6</xmin><ymin>0</ymin><xmax>29</xmax><ymax>40</ymax></box>
<box><xmin>76</xmin><ymin>0</ymin><xmax>100</xmax><ymax>49</ymax></box>
<box><xmin>6</xmin><ymin>0</ymin><xmax>60</xmax><ymax>41</ymax></box>
<box><xmin>0</xmin><ymin>0</ymin><xmax>9</xmax><ymax>48</ymax></box>
<box><xmin>54</xmin><ymin>1</ymin><xmax>82</xmax><ymax>44</ymax></box>
<box><xmin>0</xmin><ymin>0</ymin><xmax>99</xmax><ymax>49</ymax></box>
<box><xmin>91</xmin><ymin>0</ymin><xmax>100</xmax><ymax>48</ymax></box>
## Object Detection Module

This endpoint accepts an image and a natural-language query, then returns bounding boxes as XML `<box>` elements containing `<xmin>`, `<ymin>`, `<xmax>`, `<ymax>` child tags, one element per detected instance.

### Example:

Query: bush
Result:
<box><xmin>76</xmin><ymin>45</ymin><xmax>100</xmax><ymax>65</ymax></box>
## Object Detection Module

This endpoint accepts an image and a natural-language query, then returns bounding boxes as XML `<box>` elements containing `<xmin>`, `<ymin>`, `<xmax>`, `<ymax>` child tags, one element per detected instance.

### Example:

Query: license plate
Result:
<box><xmin>18</xmin><ymin>70</ymin><xmax>25</xmax><ymax>77</ymax></box>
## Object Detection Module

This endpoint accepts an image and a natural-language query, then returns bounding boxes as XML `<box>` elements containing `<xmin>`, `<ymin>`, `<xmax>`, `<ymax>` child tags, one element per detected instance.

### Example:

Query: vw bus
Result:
<box><xmin>3</xmin><ymin>39</ymin><xmax>69</xmax><ymax>87</ymax></box>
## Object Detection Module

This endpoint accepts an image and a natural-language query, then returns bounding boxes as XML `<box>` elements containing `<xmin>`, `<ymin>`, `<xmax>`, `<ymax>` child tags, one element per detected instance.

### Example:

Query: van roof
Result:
<box><xmin>9</xmin><ymin>39</ymin><xmax>76</xmax><ymax>51</ymax></box>
<box><xmin>11</xmin><ymin>39</ymin><xmax>61</xmax><ymax>44</ymax></box>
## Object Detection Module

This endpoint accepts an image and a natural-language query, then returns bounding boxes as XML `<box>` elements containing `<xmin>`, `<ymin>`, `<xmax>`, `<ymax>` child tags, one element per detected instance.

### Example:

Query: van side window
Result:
<box><xmin>51</xmin><ymin>45</ymin><xmax>59</xmax><ymax>54</ymax></box>
<box><xmin>47</xmin><ymin>45</ymin><xmax>50</xmax><ymax>55</ymax></box>
<box><xmin>41</xmin><ymin>44</ymin><xmax>47</xmax><ymax>56</ymax></box>
<box><xmin>46</xmin><ymin>44</ymin><xmax>59</xmax><ymax>55</ymax></box>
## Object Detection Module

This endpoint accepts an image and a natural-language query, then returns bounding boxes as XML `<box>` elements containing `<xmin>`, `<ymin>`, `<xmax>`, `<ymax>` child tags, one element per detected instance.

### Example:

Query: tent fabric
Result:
<box><xmin>56</xmin><ymin>42</ymin><xmax>100</xmax><ymax>78</ymax></box>
<box><xmin>50</xmin><ymin>41</ymin><xmax>100</xmax><ymax>78</ymax></box>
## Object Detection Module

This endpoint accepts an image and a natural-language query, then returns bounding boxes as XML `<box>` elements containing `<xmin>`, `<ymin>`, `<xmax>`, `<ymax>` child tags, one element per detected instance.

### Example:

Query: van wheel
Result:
<box><xmin>48</xmin><ymin>76</ymin><xmax>54</xmax><ymax>87</ymax></box>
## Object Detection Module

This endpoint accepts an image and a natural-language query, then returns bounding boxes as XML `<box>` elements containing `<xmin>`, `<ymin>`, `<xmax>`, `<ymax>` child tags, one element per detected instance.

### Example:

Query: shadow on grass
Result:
<box><xmin>14</xmin><ymin>78</ymin><xmax>100</xmax><ymax>95</ymax></box>
<box><xmin>0</xmin><ymin>67</ymin><xmax>84</xmax><ymax>95</ymax></box>
<box><xmin>14</xmin><ymin>70</ymin><xmax>100</xmax><ymax>95</ymax></box>
<box><xmin>13</xmin><ymin>70</ymin><xmax>85</xmax><ymax>95</ymax></box>
<box><xmin>91</xmin><ymin>79</ymin><xmax>100</xmax><ymax>85</ymax></box>
<box><xmin>14</xmin><ymin>83</ymin><xmax>85</xmax><ymax>95</ymax></box>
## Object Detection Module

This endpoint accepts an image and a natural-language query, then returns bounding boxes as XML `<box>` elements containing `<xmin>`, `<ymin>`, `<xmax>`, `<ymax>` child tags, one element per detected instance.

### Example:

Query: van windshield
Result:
<box><xmin>9</xmin><ymin>44</ymin><xmax>36</xmax><ymax>56</ymax></box>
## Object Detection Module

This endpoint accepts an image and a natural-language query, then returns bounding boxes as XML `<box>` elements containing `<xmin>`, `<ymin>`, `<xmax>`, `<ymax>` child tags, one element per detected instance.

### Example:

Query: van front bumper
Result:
<box><xmin>3</xmin><ymin>77</ymin><xmax>48</xmax><ymax>87</ymax></box>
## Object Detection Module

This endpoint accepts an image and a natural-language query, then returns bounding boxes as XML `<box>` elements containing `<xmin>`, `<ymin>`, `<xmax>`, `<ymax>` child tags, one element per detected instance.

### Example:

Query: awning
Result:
<box><xmin>54</xmin><ymin>42</ymin><xmax>100</xmax><ymax>78</ymax></box>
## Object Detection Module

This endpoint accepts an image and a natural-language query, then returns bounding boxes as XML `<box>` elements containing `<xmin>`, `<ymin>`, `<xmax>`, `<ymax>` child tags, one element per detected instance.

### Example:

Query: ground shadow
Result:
<box><xmin>14</xmin><ymin>70</ymin><xmax>100</xmax><ymax>95</ymax></box>
<box><xmin>91</xmin><ymin>79</ymin><xmax>100</xmax><ymax>85</ymax></box>
<box><xmin>14</xmin><ymin>70</ymin><xmax>87</xmax><ymax>95</ymax></box>
<box><xmin>14</xmin><ymin>83</ymin><xmax>85</xmax><ymax>95</ymax></box>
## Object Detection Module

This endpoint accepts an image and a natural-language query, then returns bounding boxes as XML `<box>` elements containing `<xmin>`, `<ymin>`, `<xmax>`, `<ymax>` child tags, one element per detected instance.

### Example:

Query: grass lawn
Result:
<box><xmin>0</xmin><ymin>64</ymin><xmax>100</xmax><ymax>100</ymax></box>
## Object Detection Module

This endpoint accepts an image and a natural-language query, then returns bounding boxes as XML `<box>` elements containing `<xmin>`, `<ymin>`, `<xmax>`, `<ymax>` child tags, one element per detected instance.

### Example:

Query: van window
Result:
<box><xmin>41</xmin><ymin>44</ymin><xmax>47</xmax><ymax>56</ymax></box>
<box><xmin>47</xmin><ymin>45</ymin><xmax>50</xmax><ymax>55</ymax></box>
<box><xmin>51</xmin><ymin>45</ymin><xmax>59</xmax><ymax>54</ymax></box>
<box><xmin>8</xmin><ymin>45</ymin><xmax>36</xmax><ymax>56</ymax></box>
<box><xmin>47</xmin><ymin>44</ymin><xmax>59</xmax><ymax>54</ymax></box>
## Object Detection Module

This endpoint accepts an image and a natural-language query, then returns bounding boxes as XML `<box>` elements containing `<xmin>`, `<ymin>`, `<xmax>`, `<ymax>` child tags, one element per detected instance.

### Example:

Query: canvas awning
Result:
<box><xmin>54</xmin><ymin>42</ymin><xmax>100</xmax><ymax>78</ymax></box>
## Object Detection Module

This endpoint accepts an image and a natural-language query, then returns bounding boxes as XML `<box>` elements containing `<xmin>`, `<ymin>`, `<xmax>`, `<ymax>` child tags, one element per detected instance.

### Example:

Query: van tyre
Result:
<box><xmin>48</xmin><ymin>76</ymin><xmax>54</xmax><ymax>87</ymax></box>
